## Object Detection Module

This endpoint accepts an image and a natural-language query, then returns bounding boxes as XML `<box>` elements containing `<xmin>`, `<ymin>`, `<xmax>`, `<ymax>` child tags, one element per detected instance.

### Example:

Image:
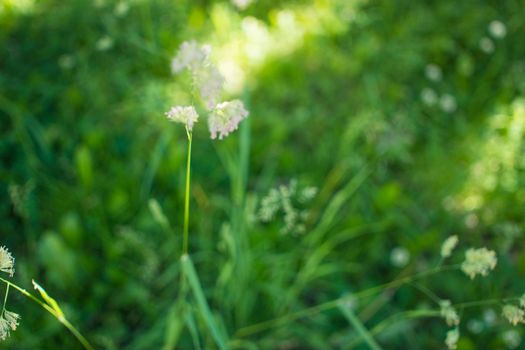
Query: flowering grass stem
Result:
<box><xmin>183</xmin><ymin>128</ymin><xmax>193</xmax><ymax>256</ymax></box>
<box><xmin>0</xmin><ymin>277</ymin><xmax>94</xmax><ymax>350</ymax></box>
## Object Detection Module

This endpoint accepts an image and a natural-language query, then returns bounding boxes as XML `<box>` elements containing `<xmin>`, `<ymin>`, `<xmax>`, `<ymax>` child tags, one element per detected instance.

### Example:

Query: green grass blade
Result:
<box><xmin>181</xmin><ymin>255</ymin><xmax>229</xmax><ymax>350</ymax></box>
<box><xmin>338</xmin><ymin>302</ymin><xmax>383</xmax><ymax>350</ymax></box>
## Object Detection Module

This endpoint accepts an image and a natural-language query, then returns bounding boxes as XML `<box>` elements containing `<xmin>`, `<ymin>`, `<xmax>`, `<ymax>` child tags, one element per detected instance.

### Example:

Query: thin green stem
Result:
<box><xmin>2</xmin><ymin>284</ymin><xmax>9</xmax><ymax>315</ymax></box>
<box><xmin>0</xmin><ymin>277</ymin><xmax>94</xmax><ymax>350</ymax></box>
<box><xmin>183</xmin><ymin>128</ymin><xmax>193</xmax><ymax>256</ymax></box>
<box><xmin>234</xmin><ymin>264</ymin><xmax>460</xmax><ymax>337</ymax></box>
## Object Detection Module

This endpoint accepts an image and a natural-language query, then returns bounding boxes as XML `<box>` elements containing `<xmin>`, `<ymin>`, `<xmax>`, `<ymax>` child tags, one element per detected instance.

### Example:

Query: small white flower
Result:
<box><xmin>479</xmin><ymin>37</ymin><xmax>495</xmax><ymax>53</ymax></box>
<box><xmin>519</xmin><ymin>294</ymin><xmax>525</xmax><ymax>309</ymax></box>
<box><xmin>0</xmin><ymin>246</ymin><xmax>15</xmax><ymax>277</ymax></box>
<box><xmin>165</xmin><ymin>106</ymin><xmax>199</xmax><ymax>131</ymax></box>
<box><xmin>96</xmin><ymin>36</ymin><xmax>114</xmax><ymax>51</ymax></box>
<box><xmin>502</xmin><ymin>305</ymin><xmax>525</xmax><ymax>326</ymax></box>
<box><xmin>0</xmin><ymin>310</ymin><xmax>20</xmax><ymax>340</ymax></box>
<box><xmin>483</xmin><ymin>308</ymin><xmax>497</xmax><ymax>325</ymax></box>
<box><xmin>502</xmin><ymin>329</ymin><xmax>521</xmax><ymax>349</ymax></box>
<box><xmin>114</xmin><ymin>1</ymin><xmax>129</xmax><ymax>17</ymax></box>
<box><xmin>441</xmin><ymin>235</ymin><xmax>459</xmax><ymax>258</ymax></box>
<box><xmin>171</xmin><ymin>41</ymin><xmax>211</xmax><ymax>74</ymax></box>
<box><xmin>461</xmin><ymin>247</ymin><xmax>497</xmax><ymax>279</ymax></box>
<box><xmin>208</xmin><ymin>100</ymin><xmax>249</xmax><ymax>139</ymax></box>
<box><xmin>390</xmin><ymin>247</ymin><xmax>410</xmax><ymax>267</ymax></box>
<box><xmin>421</xmin><ymin>88</ymin><xmax>438</xmax><ymax>106</ymax></box>
<box><xmin>193</xmin><ymin>64</ymin><xmax>225</xmax><ymax>109</ymax></box>
<box><xmin>445</xmin><ymin>328</ymin><xmax>459</xmax><ymax>350</ymax></box>
<box><xmin>488</xmin><ymin>20</ymin><xmax>507</xmax><ymax>39</ymax></box>
<box><xmin>440</xmin><ymin>94</ymin><xmax>457</xmax><ymax>113</ymax></box>
<box><xmin>231</xmin><ymin>0</ymin><xmax>253</xmax><ymax>10</ymax></box>
<box><xmin>440</xmin><ymin>300</ymin><xmax>460</xmax><ymax>326</ymax></box>
<box><xmin>425</xmin><ymin>64</ymin><xmax>442</xmax><ymax>82</ymax></box>
<box><xmin>466</xmin><ymin>319</ymin><xmax>483</xmax><ymax>334</ymax></box>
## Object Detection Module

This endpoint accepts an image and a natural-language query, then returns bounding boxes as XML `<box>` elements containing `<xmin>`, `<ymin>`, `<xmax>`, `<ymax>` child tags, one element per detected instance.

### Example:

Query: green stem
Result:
<box><xmin>183</xmin><ymin>128</ymin><xmax>193</xmax><ymax>256</ymax></box>
<box><xmin>0</xmin><ymin>277</ymin><xmax>94</xmax><ymax>350</ymax></box>
<box><xmin>1</xmin><ymin>284</ymin><xmax>9</xmax><ymax>315</ymax></box>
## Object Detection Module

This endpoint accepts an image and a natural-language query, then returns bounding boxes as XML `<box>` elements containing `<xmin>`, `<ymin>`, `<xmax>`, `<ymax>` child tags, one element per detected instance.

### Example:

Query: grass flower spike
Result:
<box><xmin>502</xmin><ymin>305</ymin><xmax>525</xmax><ymax>326</ymax></box>
<box><xmin>0</xmin><ymin>247</ymin><xmax>14</xmax><ymax>277</ymax></box>
<box><xmin>440</xmin><ymin>235</ymin><xmax>459</xmax><ymax>258</ymax></box>
<box><xmin>445</xmin><ymin>328</ymin><xmax>459</xmax><ymax>350</ymax></box>
<box><xmin>171</xmin><ymin>40</ymin><xmax>211</xmax><ymax>73</ymax></box>
<box><xmin>461</xmin><ymin>247</ymin><xmax>497</xmax><ymax>279</ymax></box>
<box><xmin>208</xmin><ymin>99</ymin><xmax>249</xmax><ymax>139</ymax></box>
<box><xmin>440</xmin><ymin>300</ymin><xmax>460</xmax><ymax>326</ymax></box>
<box><xmin>166</xmin><ymin>106</ymin><xmax>199</xmax><ymax>131</ymax></box>
<box><xmin>0</xmin><ymin>310</ymin><xmax>20</xmax><ymax>340</ymax></box>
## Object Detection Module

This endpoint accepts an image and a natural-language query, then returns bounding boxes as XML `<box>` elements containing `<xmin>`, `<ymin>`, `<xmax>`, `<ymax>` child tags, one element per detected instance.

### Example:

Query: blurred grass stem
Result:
<box><xmin>0</xmin><ymin>277</ymin><xmax>94</xmax><ymax>350</ymax></box>
<box><xmin>183</xmin><ymin>128</ymin><xmax>193</xmax><ymax>255</ymax></box>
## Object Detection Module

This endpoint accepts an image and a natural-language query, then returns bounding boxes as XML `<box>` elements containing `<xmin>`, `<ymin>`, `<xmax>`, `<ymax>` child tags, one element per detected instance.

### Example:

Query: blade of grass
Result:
<box><xmin>338</xmin><ymin>302</ymin><xmax>383</xmax><ymax>350</ymax></box>
<box><xmin>181</xmin><ymin>255</ymin><xmax>229</xmax><ymax>350</ymax></box>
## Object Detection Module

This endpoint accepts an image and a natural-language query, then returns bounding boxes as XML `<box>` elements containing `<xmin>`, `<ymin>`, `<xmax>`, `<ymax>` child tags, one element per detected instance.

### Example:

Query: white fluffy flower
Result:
<box><xmin>488</xmin><ymin>20</ymin><xmax>507</xmax><ymax>39</ymax></box>
<box><xmin>0</xmin><ymin>310</ymin><xmax>20</xmax><ymax>340</ymax></box>
<box><xmin>502</xmin><ymin>305</ymin><xmax>525</xmax><ymax>326</ymax></box>
<box><xmin>479</xmin><ymin>37</ymin><xmax>495</xmax><ymax>53</ymax></box>
<box><xmin>0</xmin><ymin>246</ymin><xmax>14</xmax><ymax>277</ymax></box>
<box><xmin>194</xmin><ymin>64</ymin><xmax>225</xmax><ymax>109</ymax></box>
<box><xmin>171</xmin><ymin>40</ymin><xmax>211</xmax><ymax>74</ymax></box>
<box><xmin>208</xmin><ymin>100</ymin><xmax>249</xmax><ymax>139</ymax></box>
<box><xmin>421</xmin><ymin>88</ymin><xmax>438</xmax><ymax>106</ymax></box>
<box><xmin>440</xmin><ymin>235</ymin><xmax>459</xmax><ymax>258</ymax></box>
<box><xmin>445</xmin><ymin>328</ymin><xmax>459</xmax><ymax>350</ymax></box>
<box><xmin>461</xmin><ymin>247</ymin><xmax>497</xmax><ymax>279</ymax></box>
<box><xmin>440</xmin><ymin>300</ymin><xmax>460</xmax><ymax>326</ymax></box>
<box><xmin>165</xmin><ymin>106</ymin><xmax>199</xmax><ymax>131</ymax></box>
<box><xmin>440</xmin><ymin>94</ymin><xmax>457</xmax><ymax>113</ymax></box>
<box><xmin>425</xmin><ymin>64</ymin><xmax>442</xmax><ymax>82</ymax></box>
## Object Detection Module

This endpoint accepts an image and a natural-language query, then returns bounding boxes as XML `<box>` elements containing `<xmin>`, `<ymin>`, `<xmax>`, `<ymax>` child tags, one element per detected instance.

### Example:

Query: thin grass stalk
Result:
<box><xmin>0</xmin><ymin>277</ymin><xmax>94</xmax><ymax>350</ymax></box>
<box><xmin>183</xmin><ymin>128</ymin><xmax>193</xmax><ymax>255</ymax></box>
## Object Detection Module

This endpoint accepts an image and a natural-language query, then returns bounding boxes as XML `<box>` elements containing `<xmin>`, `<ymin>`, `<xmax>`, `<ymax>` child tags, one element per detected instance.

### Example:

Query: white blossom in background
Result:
<box><xmin>58</xmin><ymin>54</ymin><xmax>75</xmax><ymax>70</ymax></box>
<box><xmin>171</xmin><ymin>41</ymin><xmax>212</xmax><ymax>74</ymax></box>
<box><xmin>488</xmin><ymin>20</ymin><xmax>507</xmax><ymax>39</ymax></box>
<box><xmin>440</xmin><ymin>94</ymin><xmax>457</xmax><ymax>113</ymax></box>
<box><xmin>0</xmin><ymin>246</ymin><xmax>15</xmax><ymax>277</ymax></box>
<box><xmin>425</xmin><ymin>64</ymin><xmax>442</xmax><ymax>82</ymax></box>
<box><xmin>461</xmin><ymin>248</ymin><xmax>497</xmax><ymax>279</ymax></box>
<box><xmin>466</xmin><ymin>319</ymin><xmax>483</xmax><ymax>334</ymax></box>
<box><xmin>166</xmin><ymin>106</ymin><xmax>199</xmax><ymax>131</ymax></box>
<box><xmin>519</xmin><ymin>294</ymin><xmax>525</xmax><ymax>309</ymax></box>
<box><xmin>96</xmin><ymin>36</ymin><xmax>114</xmax><ymax>51</ymax></box>
<box><xmin>194</xmin><ymin>64</ymin><xmax>225</xmax><ymax>109</ymax></box>
<box><xmin>231</xmin><ymin>0</ymin><xmax>254</xmax><ymax>10</ymax></box>
<box><xmin>483</xmin><ymin>308</ymin><xmax>497</xmax><ymax>326</ymax></box>
<box><xmin>421</xmin><ymin>88</ymin><xmax>438</xmax><ymax>106</ymax></box>
<box><xmin>208</xmin><ymin>100</ymin><xmax>249</xmax><ymax>139</ymax></box>
<box><xmin>479</xmin><ymin>37</ymin><xmax>495</xmax><ymax>54</ymax></box>
<box><xmin>440</xmin><ymin>235</ymin><xmax>459</xmax><ymax>258</ymax></box>
<box><xmin>445</xmin><ymin>328</ymin><xmax>459</xmax><ymax>350</ymax></box>
<box><xmin>502</xmin><ymin>330</ymin><xmax>521</xmax><ymax>349</ymax></box>
<box><xmin>440</xmin><ymin>300</ymin><xmax>460</xmax><ymax>326</ymax></box>
<box><xmin>390</xmin><ymin>247</ymin><xmax>410</xmax><ymax>267</ymax></box>
<box><xmin>114</xmin><ymin>1</ymin><xmax>129</xmax><ymax>17</ymax></box>
<box><xmin>502</xmin><ymin>305</ymin><xmax>525</xmax><ymax>326</ymax></box>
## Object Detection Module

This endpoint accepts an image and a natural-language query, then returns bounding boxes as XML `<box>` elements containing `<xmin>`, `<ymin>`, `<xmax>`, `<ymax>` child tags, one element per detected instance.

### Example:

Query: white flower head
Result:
<box><xmin>502</xmin><ymin>305</ymin><xmax>525</xmax><ymax>326</ymax></box>
<box><xmin>425</xmin><ymin>64</ymin><xmax>442</xmax><ymax>82</ymax></box>
<box><xmin>171</xmin><ymin>40</ymin><xmax>212</xmax><ymax>74</ymax></box>
<box><xmin>0</xmin><ymin>246</ymin><xmax>15</xmax><ymax>277</ymax></box>
<box><xmin>165</xmin><ymin>106</ymin><xmax>199</xmax><ymax>131</ymax></box>
<box><xmin>421</xmin><ymin>88</ymin><xmax>438</xmax><ymax>106</ymax></box>
<box><xmin>95</xmin><ymin>36</ymin><xmax>114</xmax><ymax>51</ymax></box>
<box><xmin>441</xmin><ymin>235</ymin><xmax>459</xmax><ymax>258</ymax></box>
<box><xmin>390</xmin><ymin>247</ymin><xmax>410</xmax><ymax>267</ymax></box>
<box><xmin>440</xmin><ymin>94</ymin><xmax>457</xmax><ymax>113</ymax></box>
<box><xmin>440</xmin><ymin>300</ymin><xmax>460</xmax><ymax>326</ymax></box>
<box><xmin>0</xmin><ymin>310</ymin><xmax>20</xmax><ymax>340</ymax></box>
<box><xmin>461</xmin><ymin>247</ymin><xmax>497</xmax><ymax>279</ymax></box>
<box><xmin>488</xmin><ymin>20</ymin><xmax>507</xmax><ymax>39</ymax></box>
<box><xmin>208</xmin><ymin>100</ymin><xmax>249</xmax><ymax>139</ymax></box>
<box><xmin>194</xmin><ymin>64</ymin><xmax>225</xmax><ymax>109</ymax></box>
<box><xmin>519</xmin><ymin>294</ymin><xmax>525</xmax><ymax>309</ymax></box>
<box><xmin>445</xmin><ymin>328</ymin><xmax>459</xmax><ymax>350</ymax></box>
<box><xmin>479</xmin><ymin>37</ymin><xmax>495</xmax><ymax>54</ymax></box>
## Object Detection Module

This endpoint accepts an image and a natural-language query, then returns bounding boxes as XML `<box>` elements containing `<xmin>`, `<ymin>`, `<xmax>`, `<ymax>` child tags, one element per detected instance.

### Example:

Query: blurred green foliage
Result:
<box><xmin>1</xmin><ymin>0</ymin><xmax>525</xmax><ymax>349</ymax></box>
